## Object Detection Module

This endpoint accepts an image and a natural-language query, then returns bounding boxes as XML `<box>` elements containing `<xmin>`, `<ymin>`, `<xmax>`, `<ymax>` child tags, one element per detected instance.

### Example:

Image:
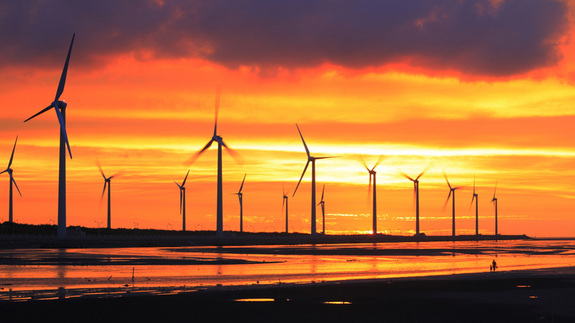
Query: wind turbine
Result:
<box><xmin>188</xmin><ymin>87</ymin><xmax>239</xmax><ymax>238</ymax></box>
<box><xmin>99</xmin><ymin>164</ymin><xmax>119</xmax><ymax>230</ymax></box>
<box><xmin>491</xmin><ymin>182</ymin><xmax>498</xmax><ymax>235</ymax></box>
<box><xmin>0</xmin><ymin>136</ymin><xmax>22</xmax><ymax>223</ymax></box>
<box><xmin>401</xmin><ymin>165</ymin><xmax>430</xmax><ymax>236</ymax></box>
<box><xmin>443</xmin><ymin>173</ymin><xmax>462</xmax><ymax>237</ymax></box>
<box><xmin>361</xmin><ymin>155</ymin><xmax>385</xmax><ymax>235</ymax></box>
<box><xmin>234</xmin><ymin>173</ymin><xmax>246</xmax><ymax>233</ymax></box>
<box><xmin>24</xmin><ymin>34</ymin><xmax>75</xmax><ymax>238</ymax></box>
<box><xmin>470</xmin><ymin>175</ymin><xmax>479</xmax><ymax>235</ymax></box>
<box><xmin>282</xmin><ymin>187</ymin><xmax>289</xmax><ymax>233</ymax></box>
<box><xmin>292</xmin><ymin>124</ymin><xmax>336</xmax><ymax>236</ymax></box>
<box><xmin>317</xmin><ymin>184</ymin><xmax>326</xmax><ymax>235</ymax></box>
<box><xmin>174</xmin><ymin>170</ymin><xmax>190</xmax><ymax>231</ymax></box>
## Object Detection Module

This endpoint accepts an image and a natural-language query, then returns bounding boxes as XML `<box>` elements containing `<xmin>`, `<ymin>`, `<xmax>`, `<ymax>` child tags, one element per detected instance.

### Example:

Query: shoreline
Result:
<box><xmin>0</xmin><ymin>222</ymin><xmax>532</xmax><ymax>249</ymax></box>
<box><xmin>0</xmin><ymin>233</ymin><xmax>531</xmax><ymax>249</ymax></box>
<box><xmin>1</xmin><ymin>266</ymin><xmax>574</xmax><ymax>322</ymax></box>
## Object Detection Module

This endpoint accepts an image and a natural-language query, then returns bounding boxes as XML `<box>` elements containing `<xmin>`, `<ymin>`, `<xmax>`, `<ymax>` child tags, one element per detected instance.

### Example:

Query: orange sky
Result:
<box><xmin>0</xmin><ymin>1</ymin><xmax>575</xmax><ymax>236</ymax></box>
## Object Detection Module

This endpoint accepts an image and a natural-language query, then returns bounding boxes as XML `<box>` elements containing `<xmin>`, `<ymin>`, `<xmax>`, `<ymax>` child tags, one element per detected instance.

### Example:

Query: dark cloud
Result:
<box><xmin>0</xmin><ymin>0</ymin><xmax>569</xmax><ymax>76</ymax></box>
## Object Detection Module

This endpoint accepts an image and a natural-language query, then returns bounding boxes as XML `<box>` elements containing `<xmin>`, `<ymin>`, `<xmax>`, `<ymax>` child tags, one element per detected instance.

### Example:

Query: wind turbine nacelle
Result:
<box><xmin>55</xmin><ymin>101</ymin><xmax>68</xmax><ymax>109</ymax></box>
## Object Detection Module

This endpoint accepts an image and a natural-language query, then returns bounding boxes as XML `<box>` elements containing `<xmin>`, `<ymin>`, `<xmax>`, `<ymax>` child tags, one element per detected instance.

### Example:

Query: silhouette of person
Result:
<box><xmin>492</xmin><ymin>259</ymin><xmax>497</xmax><ymax>271</ymax></box>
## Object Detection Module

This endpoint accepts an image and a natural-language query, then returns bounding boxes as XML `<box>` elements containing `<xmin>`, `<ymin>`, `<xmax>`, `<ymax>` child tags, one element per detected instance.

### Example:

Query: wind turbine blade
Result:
<box><xmin>174</xmin><ymin>181</ymin><xmax>182</xmax><ymax>189</ymax></box>
<box><xmin>101</xmin><ymin>182</ymin><xmax>107</xmax><ymax>201</ymax></box>
<box><xmin>109</xmin><ymin>171</ymin><xmax>123</xmax><ymax>180</ymax></box>
<box><xmin>0</xmin><ymin>169</ymin><xmax>5</xmax><ymax>175</ymax></box>
<box><xmin>55</xmin><ymin>33</ymin><xmax>75</xmax><ymax>102</ymax></box>
<box><xmin>182</xmin><ymin>169</ymin><xmax>190</xmax><ymax>187</ymax></box>
<box><xmin>54</xmin><ymin>106</ymin><xmax>72</xmax><ymax>159</ymax></box>
<box><xmin>213</xmin><ymin>85</ymin><xmax>221</xmax><ymax>137</ymax></box>
<box><xmin>400</xmin><ymin>171</ymin><xmax>415</xmax><ymax>182</ymax></box>
<box><xmin>292</xmin><ymin>160</ymin><xmax>310</xmax><ymax>197</ymax></box>
<box><xmin>359</xmin><ymin>155</ymin><xmax>369</xmax><ymax>172</ymax></box>
<box><xmin>443</xmin><ymin>191</ymin><xmax>452</xmax><ymax>211</ymax></box>
<box><xmin>238</xmin><ymin>173</ymin><xmax>246</xmax><ymax>193</ymax></box>
<box><xmin>295</xmin><ymin>124</ymin><xmax>311</xmax><ymax>158</ymax></box>
<box><xmin>469</xmin><ymin>195</ymin><xmax>475</xmax><ymax>209</ymax></box>
<box><xmin>24</xmin><ymin>105</ymin><xmax>53</xmax><ymax>123</ymax></box>
<box><xmin>10</xmin><ymin>175</ymin><xmax>22</xmax><ymax>197</ymax></box>
<box><xmin>473</xmin><ymin>174</ymin><xmax>476</xmax><ymax>195</ymax></box>
<box><xmin>7</xmin><ymin>136</ymin><xmax>18</xmax><ymax>168</ymax></box>
<box><xmin>187</xmin><ymin>140</ymin><xmax>214</xmax><ymax>164</ymax></box>
<box><xmin>282</xmin><ymin>196</ymin><xmax>285</xmax><ymax>213</ymax></box>
<box><xmin>199</xmin><ymin>139</ymin><xmax>214</xmax><ymax>153</ymax></box>
<box><xmin>416</xmin><ymin>164</ymin><xmax>432</xmax><ymax>180</ymax></box>
<box><xmin>221</xmin><ymin>140</ymin><xmax>244</xmax><ymax>165</ymax></box>
<box><xmin>98</xmin><ymin>162</ymin><xmax>106</xmax><ymax>179</ymax></box>
<box><xmin>315</xmin><ymin>156</ymin><xmax>337</xmax><ymax>160</ymax></box>
<box><xmin>493</xmin><ymin>181</ymin><xmax>498</xmax><ymax>200</ymax></box>
<box><xmin>443</xmin><ymin>172</ymin><xmax>452</xmax><ymax>190</ymax></box>
<box><xmin>320</xmin><ymin>183</ymin><xmax>325</xmax><ymax>202</ymax></box>
<box><xmin>373</xmin><ymin>155</ymin><xmax>386</xmax><ymax>170</ymax></box>
<box><xmin>179</xmin><ymin>190</ymin><xmax>183</xmax><ymax>214</ymax></box>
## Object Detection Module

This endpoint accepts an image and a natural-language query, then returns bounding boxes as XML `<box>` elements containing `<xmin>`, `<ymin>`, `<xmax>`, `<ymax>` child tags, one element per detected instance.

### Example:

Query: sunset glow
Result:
<box><xmin>1</xmin><ymin>0</ymin><xmax>575</xmax><ymax>237</ymax></box>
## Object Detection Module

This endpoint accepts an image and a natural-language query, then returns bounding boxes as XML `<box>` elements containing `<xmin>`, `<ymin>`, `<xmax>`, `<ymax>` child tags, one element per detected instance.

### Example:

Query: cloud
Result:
<box><xmin>0</xmin><ymin>0</ymin><xmax>569</xmax><ymax>77</ymax></box>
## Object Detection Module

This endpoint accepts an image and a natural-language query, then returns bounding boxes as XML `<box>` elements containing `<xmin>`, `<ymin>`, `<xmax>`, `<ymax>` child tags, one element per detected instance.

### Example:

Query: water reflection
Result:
<box><xmin>57</xmin><ymin>249</ymin><xmax>66</xmax><ymax>280</ymax></box>
<box><xmin>0</xmin><ymin>240</ymin><xmax>573</xmax><ymax>300</ymax></box>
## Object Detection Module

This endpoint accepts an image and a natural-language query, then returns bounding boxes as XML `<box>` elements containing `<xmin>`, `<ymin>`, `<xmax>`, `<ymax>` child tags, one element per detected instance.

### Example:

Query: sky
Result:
<box><xmin>1</xmin><ymin>0</ymin><xmax>575</xmax><ymax>237</ymax></box>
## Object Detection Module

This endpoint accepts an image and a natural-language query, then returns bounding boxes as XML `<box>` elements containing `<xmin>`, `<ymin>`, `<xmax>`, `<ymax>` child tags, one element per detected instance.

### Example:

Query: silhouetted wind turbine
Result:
<box><xmin>318</xmin><ymin>184</ymin><xmax>326</xmax><ymax>235</ymax></box>
<box><xmin>24</xmin><ymin>34</ymin><xmax>75</xmax><ymax>237</ymax></box>
<box><xmin>361</xmin><ymin>155</ymin><xmax>385</xmax><ymax>235</ymax></box>
<box><xmin>443</xmin><ymin>173</ymin><xmax>462</xmax><ymax>237</ymax></box>
<box><xmin>492</xmin><ymin>181</ymin><xmax>499</xmax><ymax>235</ymax></box>
<box><xmin>174</xmin><ymin>170</ymin><xmax>190</xmax><ymax>231</ymax></box>
<box><xmin>188</xmin><ymin>87</ymin><xmax>240</xmax><ymax>238</ymax></box>
<box><xmin>234</xmin><ymin>173</ymin><xmax>246</xmax><ymax>233</ymax></box>
<box><xmin>293</xmin><ymin>124</ymin><xmax>336</xmax><ymax>236</ymax></box>
<box><xmin>470</xmin><ymin>175</ymin><xmax>479</xmax><ymax>235</ymax></box>
<box><xmin>0</xmin><ymin>136</ymin><xmax>22</xmax><ymax>223</ymax></box>
<box><xmin>99</xmin><ymin>164</ymin><xmax>119</xmax><ymax>230</ymax></box>
<box><xmin>282</xmin><ymin>187</ymin><xmax>289</xmax><ymax>233</ymax></box>
<box><xmin>401</xmin><ymin>165</ymin><xmax>430</xmax><ymax>236</ymax></box>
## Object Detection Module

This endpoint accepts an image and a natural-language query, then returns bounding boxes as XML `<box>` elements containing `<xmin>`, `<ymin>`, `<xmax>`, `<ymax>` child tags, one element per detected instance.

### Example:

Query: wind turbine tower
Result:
<box><xmin>99</xmin><ymin>165</ymin><xmax>118</xmax><ymax>230</ymax></box>
<box><xmin>234</xmin><ymin>174</ymin><xmax>246</xmax><ymax>232</ymax></box>
<box><xmin>470</xmin><ymin>175</ymin><xmax>479</xmax><ymax>235</ymax></box>
<box><xmin>188</xmin><ymin>87</ymin><xmax>239</xmax><ymax>238</ymax></box>
<box><xmin>1</xmin><ymin>137</ymin><xmax>22</xmax><ymax>223</ymax></box>
<box><xmin>401</xmin><ymin>165</ymin><xmax>430</xmax><ymax>236</ymax></box>
<box><xmin>443</xmin><ymin>174</ymin><xmax>461</xmax><ymax>237</ymax></box>
<box><xmin>492</xmin><ymin>182</ymin><xmax>499</xmax><ymax>235</ymax></box>
<box><xmin>24</xmin><ymin>34</ymin><xmax>75</xmax><ymax>238</ymax></box>
<box><xmin>293</xmin><ymin>124</ymin><xmax>335</xmax><ymax>236</ymax></box>
<box><xmin>282</xmin><ymin>188</ymin><xmax>289</xmax><ymax>233</ymax></box>
<box><xmin>318</xmin><ymin>184</ymin><xmax>326</xmax><ymax>235</ymax></box>
<box><xmin>174</xmin><ymin>170</ymin><xmax>190</xmax><ymax>231</ymax></box>
<box><xmin>362</xmin><ymin>156</ymin><xmax>384</xmax><ymax>235</ymax></box>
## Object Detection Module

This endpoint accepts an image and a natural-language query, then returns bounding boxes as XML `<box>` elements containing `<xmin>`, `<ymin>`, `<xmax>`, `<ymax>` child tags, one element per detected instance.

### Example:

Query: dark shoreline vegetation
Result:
<box><xmin>0</xmin><ymin>222</ymin><xmax>530</xmax><ymax>249</ymax></box>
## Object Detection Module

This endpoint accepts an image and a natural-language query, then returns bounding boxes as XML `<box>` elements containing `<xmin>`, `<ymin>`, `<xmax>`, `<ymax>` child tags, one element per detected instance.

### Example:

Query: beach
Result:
<box><xmin>0</xmin><ymin>267</ymin><xmax>573</xmax><ymax>322</ymax></box>
<box><xmin>0</xmin><ymin>236</ymin><xmax>574</xmax><ymax>322</ymax></box>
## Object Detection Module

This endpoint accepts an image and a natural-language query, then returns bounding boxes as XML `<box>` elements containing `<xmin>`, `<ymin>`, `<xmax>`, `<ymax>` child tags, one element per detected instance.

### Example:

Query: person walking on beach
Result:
<box><xmin>491</xmin><ymin>259</ymin><xmax>497</xmax><ymax>271</ymax></box>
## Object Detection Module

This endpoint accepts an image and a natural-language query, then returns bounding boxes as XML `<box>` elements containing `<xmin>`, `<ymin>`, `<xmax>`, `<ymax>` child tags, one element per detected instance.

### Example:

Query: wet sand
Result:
<box><xmin>1</xmin><ymin>267</ymin><xmax>574</xmax><ymax>322</ymax></box>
